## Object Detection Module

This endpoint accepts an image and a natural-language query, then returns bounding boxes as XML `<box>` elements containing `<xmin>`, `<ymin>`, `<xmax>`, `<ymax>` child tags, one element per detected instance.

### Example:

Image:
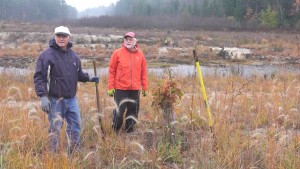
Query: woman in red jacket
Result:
<box><xmin>108</xmin><ymin>32</ymin><xmax>148</xmax><ymax>133</ymax></box>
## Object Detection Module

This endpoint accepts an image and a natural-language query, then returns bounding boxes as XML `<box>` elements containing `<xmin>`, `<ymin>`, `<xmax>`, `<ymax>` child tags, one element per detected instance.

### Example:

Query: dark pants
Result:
<box><xmin>112</xmin><ymin>90</ymin><xmax>140</xmax><ymax>132</ymax></box>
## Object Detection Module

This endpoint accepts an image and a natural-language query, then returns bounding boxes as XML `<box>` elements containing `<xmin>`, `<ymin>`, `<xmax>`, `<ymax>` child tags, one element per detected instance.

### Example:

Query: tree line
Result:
<box><xmin>113</xmin><ymin>0</ymin><xmax>300</xmax><ymax>28</ymax></box>
<box><xmin>0</xmin><ymin>0</ymin><xmax>299</xmax><ymax>29</ymax></box>
<box><xmin>0</xmin><ymin>0</ymin><xmax>77</xmax><ymax>21</ymax></box>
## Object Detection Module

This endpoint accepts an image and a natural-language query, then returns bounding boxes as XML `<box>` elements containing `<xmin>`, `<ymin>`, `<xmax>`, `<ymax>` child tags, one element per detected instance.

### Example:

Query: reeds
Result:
<box><xmin>0</xmin><ymin>68</ymin><xmax>299</xmax><ymax>168</ymax></box>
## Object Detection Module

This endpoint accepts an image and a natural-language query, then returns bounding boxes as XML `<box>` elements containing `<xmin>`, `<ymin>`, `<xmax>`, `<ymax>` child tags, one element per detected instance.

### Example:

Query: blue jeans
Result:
<box><xmin>48</xmin><ymin>96</ymin><xmax>81</xmax><ymax>153</ymax></box>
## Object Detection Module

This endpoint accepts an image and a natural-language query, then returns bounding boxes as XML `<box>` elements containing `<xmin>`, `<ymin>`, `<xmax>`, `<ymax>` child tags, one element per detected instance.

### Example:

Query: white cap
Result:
<box><xmin>54</xmin><ymin>26</ymin><xmax>71</xmax><ymax>36</ymax></box>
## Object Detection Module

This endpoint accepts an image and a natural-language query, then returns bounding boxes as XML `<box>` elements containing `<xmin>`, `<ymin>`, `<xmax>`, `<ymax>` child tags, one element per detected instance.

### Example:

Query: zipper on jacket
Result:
<box><xmin>130</xmin><ymin>52</ymin><xmax>132</xmax><ymax>89</ymax></box>
<box><xmin>118</xmin><ymin>68</ymin><xmax>122</xmax><ymax>81</ymax></box>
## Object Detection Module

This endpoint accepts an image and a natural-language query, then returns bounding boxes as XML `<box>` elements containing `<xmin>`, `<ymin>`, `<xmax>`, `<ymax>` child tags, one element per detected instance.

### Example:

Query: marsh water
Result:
<box><xmin>147</xmin><ymin>64</ymin><xmax>300</xmax><ymax>78</ymax></box>
<box><xmin>1</xmin><ymin>64</ymin><xmax>299</xmax><ymax>79</ymax></box>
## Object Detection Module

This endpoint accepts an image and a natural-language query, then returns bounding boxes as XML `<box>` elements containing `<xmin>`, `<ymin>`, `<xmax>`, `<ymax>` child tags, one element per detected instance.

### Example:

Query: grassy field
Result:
<box><xmin>0</xmin><ymin>21</ymin><xmax>300</xmax><ymax>168</ymax></box>
<box><xmin>0</xmin><ymin>66</ymin><xmax>299</xmax><ymax>168</ymax></box>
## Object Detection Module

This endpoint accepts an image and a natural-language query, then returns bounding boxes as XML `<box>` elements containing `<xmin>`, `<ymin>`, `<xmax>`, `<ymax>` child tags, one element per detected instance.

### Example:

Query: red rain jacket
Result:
<box><xmin>108</xmin><ymin>46</ymin><xmax>148</xmax><ymax>91</ymax></box>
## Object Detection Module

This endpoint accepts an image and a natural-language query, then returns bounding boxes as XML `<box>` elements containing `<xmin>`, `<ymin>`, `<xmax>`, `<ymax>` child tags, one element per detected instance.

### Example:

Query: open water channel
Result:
<box><xmin>1</xmin><ymin>64</ymin><xmax>299</xmax><ymax>79</ymax></box>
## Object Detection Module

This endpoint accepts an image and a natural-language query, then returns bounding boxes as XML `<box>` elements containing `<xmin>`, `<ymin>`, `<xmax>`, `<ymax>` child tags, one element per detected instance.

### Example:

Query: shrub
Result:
<box><xmin>260</xmin><ymin>5</ymin><xmax>278</xmax><ymax>29</ymax></box>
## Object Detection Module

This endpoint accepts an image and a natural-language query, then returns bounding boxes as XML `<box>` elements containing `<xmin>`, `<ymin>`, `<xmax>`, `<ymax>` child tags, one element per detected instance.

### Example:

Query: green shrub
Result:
<box><xmin>260</xmin><ymin>5</ymin><xmax>278</xmax><ymax>29</ymax></box>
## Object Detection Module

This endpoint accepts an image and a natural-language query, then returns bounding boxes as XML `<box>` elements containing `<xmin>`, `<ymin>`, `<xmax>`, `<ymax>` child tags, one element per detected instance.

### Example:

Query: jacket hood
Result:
<box><xmin>49</xmin><ymin>38</ymin><xmax>73</xmax><ymax>49</ymax></box>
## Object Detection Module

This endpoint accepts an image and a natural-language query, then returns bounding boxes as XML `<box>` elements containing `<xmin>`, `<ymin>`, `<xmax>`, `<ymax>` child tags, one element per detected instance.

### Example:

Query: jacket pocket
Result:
<box><xmin>49</xmin><ymin>76</ymin><xmax>63</xmax><ymax>97</ymax></box>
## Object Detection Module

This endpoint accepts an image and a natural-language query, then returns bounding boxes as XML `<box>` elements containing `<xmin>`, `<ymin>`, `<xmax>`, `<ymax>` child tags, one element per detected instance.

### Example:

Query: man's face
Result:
<box><xmin>124</xmin><ymin>37</ymin><xmax>136</xmax><ymax>49</ymax></box>
<box><xmin>55</xmin><ymin>34</ymin><xmax>70</xmax><ymax>49</ymax></box>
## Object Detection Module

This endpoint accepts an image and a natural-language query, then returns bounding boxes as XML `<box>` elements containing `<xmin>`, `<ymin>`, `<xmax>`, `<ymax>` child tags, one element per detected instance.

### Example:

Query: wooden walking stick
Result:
<box><xmin>93</xmin><ymin>60</ymin><xmax>106</xmax><ymax>140</ymax></box>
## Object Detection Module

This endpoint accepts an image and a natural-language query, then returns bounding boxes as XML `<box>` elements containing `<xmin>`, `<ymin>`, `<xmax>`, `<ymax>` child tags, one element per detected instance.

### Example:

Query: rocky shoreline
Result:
<box><xmin>1</xmin><ymin>29</ymin><xmax>300</xmax><ymax>69</ymax></box>
<box><xmin>0</xmin><ymin>54</ymin><xmax>299</xmax><ymax>69</ymax></box>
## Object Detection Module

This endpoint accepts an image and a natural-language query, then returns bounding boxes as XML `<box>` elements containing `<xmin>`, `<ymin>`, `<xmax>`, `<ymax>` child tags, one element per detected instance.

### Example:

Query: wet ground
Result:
<box><xmin>0</xmin><ymin>26</ymin><xmax>300</xmax><ymax>69</ymax></box>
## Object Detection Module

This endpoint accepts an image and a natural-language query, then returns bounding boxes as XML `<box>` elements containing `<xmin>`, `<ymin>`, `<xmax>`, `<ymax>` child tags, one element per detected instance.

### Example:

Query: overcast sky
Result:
<box><xmin>65</xmin><ymin>0</ymin><xmax>119</xmax><ymax>12</ymax></box>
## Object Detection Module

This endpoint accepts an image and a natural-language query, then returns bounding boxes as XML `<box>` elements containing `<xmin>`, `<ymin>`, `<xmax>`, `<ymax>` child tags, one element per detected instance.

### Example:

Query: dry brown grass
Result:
<box><xmin>0</xmin><ymin>43</ymin><xmax>44</xmax><ymax>58</ymax></box>
<box><xmin>1</xmin><ymin>67</ymin><xmax>299</xmax><ymax>168</ymax></box>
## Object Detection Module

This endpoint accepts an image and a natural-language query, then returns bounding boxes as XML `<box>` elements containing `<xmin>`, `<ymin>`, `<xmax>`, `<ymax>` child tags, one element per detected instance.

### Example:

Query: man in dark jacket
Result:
<box><xmin>34</xmin><ymin>26</ymin><xmax>99</xmax><ymax>154</ymax></box>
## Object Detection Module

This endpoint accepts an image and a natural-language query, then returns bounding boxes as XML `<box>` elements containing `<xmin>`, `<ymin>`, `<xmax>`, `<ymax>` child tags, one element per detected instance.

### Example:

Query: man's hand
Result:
<box><xmin>107</xmin><ymin>89</ymin><xmax>115</xmax><ymax>97</ymax></box>
<box><xmin>142</xmin><ymin>90</ymin><xmax>147</xmax><ymax>97</ymax></box>
<box><xmin>89</xmin><ymin>76</ymin><xmax>99</xmax><ymax>83</ymax></box>
<box><xmin>40</xmin><ymin>96</ymin><xmax>51</xmax><ymax>113</ymax></box>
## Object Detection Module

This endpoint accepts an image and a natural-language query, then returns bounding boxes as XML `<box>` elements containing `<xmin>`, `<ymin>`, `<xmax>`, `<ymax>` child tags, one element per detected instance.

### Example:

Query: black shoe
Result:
<box><xmin>112</xmin><ymin>124</ymin><xmax>121</xmax><ymax>132</ymax></box>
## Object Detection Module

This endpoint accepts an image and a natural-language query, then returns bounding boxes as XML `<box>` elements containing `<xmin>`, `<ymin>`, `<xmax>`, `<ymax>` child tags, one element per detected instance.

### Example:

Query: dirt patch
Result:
<box><xmin>1</xmin><ymin>23</ymin><xmax>300</xmax><ymax>68</ymax></box>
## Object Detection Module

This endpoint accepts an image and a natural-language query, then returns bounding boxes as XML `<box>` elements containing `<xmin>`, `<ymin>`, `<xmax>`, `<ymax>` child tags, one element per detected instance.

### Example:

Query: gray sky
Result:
<box><xmin>65</xmin><ymin>0</ymin><xmax>119</xmax><ymax>12</ymax></box>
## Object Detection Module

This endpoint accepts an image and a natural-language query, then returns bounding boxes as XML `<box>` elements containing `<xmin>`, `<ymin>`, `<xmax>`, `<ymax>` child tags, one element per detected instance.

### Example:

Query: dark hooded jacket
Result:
<box><xmin>34</xmin><ymin>39</ymin><xmax>89</xmax><ymax>98</ymax></box>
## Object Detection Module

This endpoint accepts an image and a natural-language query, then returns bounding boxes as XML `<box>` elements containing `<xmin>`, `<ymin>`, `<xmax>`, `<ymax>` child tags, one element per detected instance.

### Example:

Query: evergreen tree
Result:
<box><xmin>192</xmin><ymin>0</ymin><xmax>201</xmax><ymax>16</ymax></box>
<box><xmin>280</xmin><ymin>0</ymin><xmax>297</xmax><ymax>26</ymax></box>
<box><xmin>260</xmin><ymin>4</ymin><xmax>278</xmax><ymax>28</ymax></box>
<box><xmin>234</xmin><ymin>0</ymin><xmax>246</xmax><ymax>23</ymax></box>
<box><xmin>202</xmin><ymin>0</ymin><xmax>210</xmax><ymax>17</ymax></box>
<box><xmin>223</xmin><ymin>0</ymin><xmax>235</xmax><ymax>17</ymax></box>
<box><xmin>0</xmin><ymin>0</ymin><xmax>78</xmax><ymax>21</ymax></box>
<box><xmin>209</xmin><ymin>0</ymin><xmax>221</xmax><ymax>17</ymax></box>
